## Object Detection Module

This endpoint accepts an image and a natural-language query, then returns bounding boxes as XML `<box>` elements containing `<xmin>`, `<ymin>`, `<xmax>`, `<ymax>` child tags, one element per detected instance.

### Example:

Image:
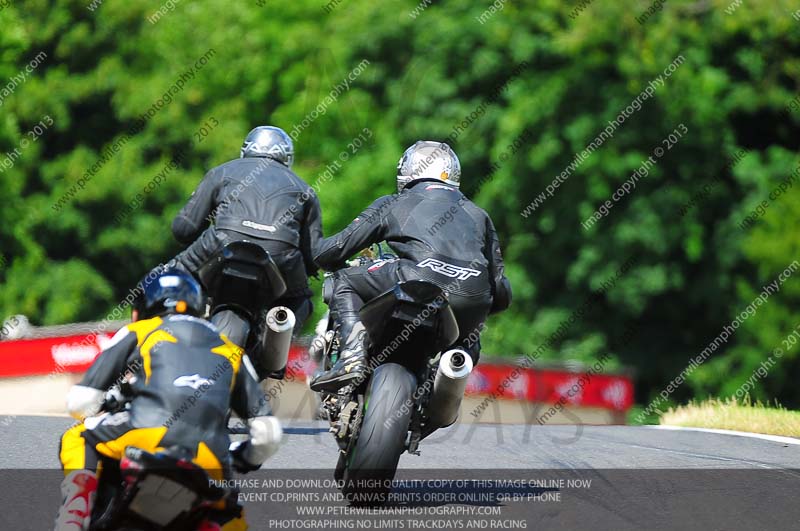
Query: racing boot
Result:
<box><xmin>309</xmin><ymin>322</ymin><xmax>368</xmax><ymax>392</ymax></box>
<box><xmin>54</xmin><ymin>470</ymin><xmax>98</xmax><ymax>531</ymax></box>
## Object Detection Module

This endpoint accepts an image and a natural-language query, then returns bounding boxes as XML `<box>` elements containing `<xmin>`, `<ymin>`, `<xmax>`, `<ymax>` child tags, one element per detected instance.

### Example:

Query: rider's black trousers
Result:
<box><xmin>330</xmin><ymin>259</ymin><xmax>492</xmax><ymax>363</ymax></box>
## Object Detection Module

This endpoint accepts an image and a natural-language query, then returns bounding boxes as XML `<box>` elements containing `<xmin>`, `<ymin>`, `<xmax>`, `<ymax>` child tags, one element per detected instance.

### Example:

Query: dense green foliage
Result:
<box><xmin>1</xmin><ymin>0</ymin><xmax>798</xmax><ymax>413</ymax></box>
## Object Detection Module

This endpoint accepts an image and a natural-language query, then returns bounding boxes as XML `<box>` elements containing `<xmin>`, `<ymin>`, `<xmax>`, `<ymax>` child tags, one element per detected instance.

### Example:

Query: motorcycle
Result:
<box><xmin>88</xmin><ymin>445</ymin><xmax>241</xmax><ymax>531</ymax></box>
<box><xmin>78</xmin><ymin>243</ymin><xmax>292</xmax><ymax>529</ymax></box>
<box><xmin>82</xmin><ymin>387</ymin><xmax>256</xmax><ymax>531</ymax></box>
<box><xmin>312</xmin><ymin>246</ymin><xmax>475</xmax><ymax>504</ymax></box>
<box><xmin>197</xmin><ymin>240</ymin><xmax>295</xmax><ymax>379</ymax></box>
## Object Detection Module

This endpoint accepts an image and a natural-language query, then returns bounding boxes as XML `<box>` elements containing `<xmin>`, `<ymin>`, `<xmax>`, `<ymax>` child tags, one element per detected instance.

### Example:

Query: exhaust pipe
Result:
<box><xmin>259</xmin><ymin>306</ymin><xmax>296</xmax><ymax>374</ymax></box>
<box><xmin>426</xmin><ymin>349</ymin><xmax>473</xmax><ymax>431</ymax></box>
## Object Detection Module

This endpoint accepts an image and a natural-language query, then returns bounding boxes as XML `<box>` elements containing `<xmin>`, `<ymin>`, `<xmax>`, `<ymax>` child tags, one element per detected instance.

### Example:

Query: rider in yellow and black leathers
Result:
<box><xmin>56</xmin><ymin>269</ymin><xmax>281</xmax><ymax>531</ymax></box>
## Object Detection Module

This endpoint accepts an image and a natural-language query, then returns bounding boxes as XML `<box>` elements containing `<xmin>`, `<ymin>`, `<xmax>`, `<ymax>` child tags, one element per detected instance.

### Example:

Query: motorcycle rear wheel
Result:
<box><xmin>342</xmin><ymin>363</ymin><xmax>417</xmax><ymax>506</ymax></box>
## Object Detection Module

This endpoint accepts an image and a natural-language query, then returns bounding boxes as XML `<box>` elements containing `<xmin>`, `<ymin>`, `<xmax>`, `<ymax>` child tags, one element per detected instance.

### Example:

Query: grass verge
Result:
<box><xmin>660</xmin><ymin>398</ymin><xmax>800</xmax><ymax>438</ymax></box>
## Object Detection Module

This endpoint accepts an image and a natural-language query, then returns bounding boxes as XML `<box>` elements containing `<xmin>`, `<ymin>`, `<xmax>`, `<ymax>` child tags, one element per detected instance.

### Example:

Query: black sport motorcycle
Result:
<box><xmin>312</xmin><ymin>247</ymin><xmax>475</xmax><ymax>504</ymax></box>
<box><xmin>197</xmin><ymin>240</ymin><xmax>295</xmax><ymax>379</ymax></box>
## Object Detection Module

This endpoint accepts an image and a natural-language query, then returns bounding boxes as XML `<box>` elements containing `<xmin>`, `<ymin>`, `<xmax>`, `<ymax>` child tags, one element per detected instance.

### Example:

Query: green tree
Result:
<box><xmin>0</xmin><ymin>0</ymin><xmax>798</xmax><ymax>410</ymax></box>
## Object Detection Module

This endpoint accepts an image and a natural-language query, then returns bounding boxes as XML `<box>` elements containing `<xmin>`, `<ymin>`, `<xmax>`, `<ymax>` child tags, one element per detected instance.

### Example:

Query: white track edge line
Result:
<box><xmin>647</xmin><ymin>425</ymin><xmax>800</xmax><ymax>446</ymax></box>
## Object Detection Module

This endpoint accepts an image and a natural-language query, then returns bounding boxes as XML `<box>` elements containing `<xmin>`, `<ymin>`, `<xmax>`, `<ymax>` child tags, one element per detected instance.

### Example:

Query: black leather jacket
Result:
<box><xmin>172</xmin><ymin>157</ymin><xmax>323</xmax><ymax>292</ymax></box>
<box><xmin>314</xmin><ymin>179</ymin><xmax>512</xmax><ymax>313</ymax></box>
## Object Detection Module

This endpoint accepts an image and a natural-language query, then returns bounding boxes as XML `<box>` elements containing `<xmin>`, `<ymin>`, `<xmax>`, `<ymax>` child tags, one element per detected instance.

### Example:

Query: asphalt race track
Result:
<box><xmin>2</xmin><ymin>416</ymin><xmax>798</xmax><ymax>530</ymax></box>
<box><xmin>1</xmin><ymin>416</ymin><xmax>796</xmax><ymax>469</ymax></box>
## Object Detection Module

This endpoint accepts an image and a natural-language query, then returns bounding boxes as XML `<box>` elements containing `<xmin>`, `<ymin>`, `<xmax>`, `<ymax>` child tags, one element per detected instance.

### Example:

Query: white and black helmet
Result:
<box><xmin>241</xmin><ymin>126</ymin><xmax>295</xmax><ymax>167</ymax></box>
<box><xmin>396</xmin><ymin>141</ymin><xmax>461</xmax><ymax>192</ymax></box>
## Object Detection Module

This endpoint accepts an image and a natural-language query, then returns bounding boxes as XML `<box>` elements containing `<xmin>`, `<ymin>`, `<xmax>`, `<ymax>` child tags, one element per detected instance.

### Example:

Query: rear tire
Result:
<box><xmin>334</xmin><ymin>452</ymin><xmax>347</xmax><ymax>482</ymax></box>
<box><xmin>210</xmin><ymin>309</ymin><xmax>250</xmax><ymax>347</ymax></box>
<box><xmin>342</xmin><ymin>363</ymin><xmax>417</xmax><ymax>505</ymax></box>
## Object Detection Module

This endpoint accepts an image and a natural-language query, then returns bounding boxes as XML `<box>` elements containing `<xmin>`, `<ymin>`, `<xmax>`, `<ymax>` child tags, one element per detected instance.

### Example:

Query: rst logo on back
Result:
<box><xmin>417</xmin><ymin>258</ymin><xmax>481</xmax><ymax>281</ymax></box>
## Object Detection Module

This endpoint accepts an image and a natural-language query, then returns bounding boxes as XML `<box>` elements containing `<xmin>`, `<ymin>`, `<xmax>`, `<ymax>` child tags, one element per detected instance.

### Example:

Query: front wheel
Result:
<box><xmin>342</xmin><ymin>363</ymin><xmax>417</xmax><ymax>505</ymax></box>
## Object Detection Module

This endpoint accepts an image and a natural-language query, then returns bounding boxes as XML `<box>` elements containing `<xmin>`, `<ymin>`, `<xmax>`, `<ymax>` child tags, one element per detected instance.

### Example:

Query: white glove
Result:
<box><xmin>66</xmin><ymin>385</ymin><xmax>105</xmax><ymax>420</ymax></box>
<box><xmin>244</xmin><ymin>416</ymin><xmax>283</xmax><ymax>464</ymax></box>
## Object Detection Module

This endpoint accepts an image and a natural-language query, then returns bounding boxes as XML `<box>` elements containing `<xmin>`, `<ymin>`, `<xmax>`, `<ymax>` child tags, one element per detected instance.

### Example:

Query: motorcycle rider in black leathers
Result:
<box><xmin>309</xmin><ymin>141</ymin><xmax>512</xmax><ymax>392</ymax></box>
<box><xmin>167</xmin><ymin>125</ymin><xmax>323</xmax><ymax>351</ymax></box>
<box><xmin>55</xmin><ymin>269</ymin><xmax>281</xmax><ymax>531</ymax></box>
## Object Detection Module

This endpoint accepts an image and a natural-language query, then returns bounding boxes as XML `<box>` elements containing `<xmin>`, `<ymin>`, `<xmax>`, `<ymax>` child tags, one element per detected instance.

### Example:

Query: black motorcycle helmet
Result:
<box><xmin>132</xmin><ymin>268</ymin><xmax>206</xmax><ymax>321</ymax></box>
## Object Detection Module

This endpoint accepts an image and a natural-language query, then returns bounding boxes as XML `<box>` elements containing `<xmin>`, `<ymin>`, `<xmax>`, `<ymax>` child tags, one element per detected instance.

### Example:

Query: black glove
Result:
<box><xmin>489</xmin><ymin>277</ymin><xmax>512</xmax><ymax>314</ymax></box>
<box><xmin>229</xmin><ymin>441</ymin><xmax>261</xmax><ymax>474</ymax></box>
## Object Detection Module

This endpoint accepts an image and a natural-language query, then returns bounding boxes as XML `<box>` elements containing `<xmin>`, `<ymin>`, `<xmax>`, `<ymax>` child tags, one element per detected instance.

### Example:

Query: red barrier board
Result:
<box><xmin>0</xmin><ymin>333</ymin><xmax>633</xmax><ymax>411</ymax></box>
<box><xmin>463</xmin><ymin>362</ymin><xmax>633</xmax><ymax>411</ymax></box>
<box><xmin>283</xmin><ymin>350</ymin><xmax>633</xmax><ymax>411</ymax></box>
<box><xmin>0</xmin><ymin>333</ymin><xmax>114</xmax><ymax>378</ymax></box>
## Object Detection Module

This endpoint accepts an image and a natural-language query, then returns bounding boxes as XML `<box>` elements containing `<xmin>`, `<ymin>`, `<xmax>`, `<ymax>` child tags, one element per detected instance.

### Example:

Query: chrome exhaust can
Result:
<box><xmin>427</xmin><ymin>349</ymin><xmax>473</xmax><ymax>430</ymax></box>
<box><xmin>260</xmin><ymin>306</ymin><xmax>296</xmax><ymax>373</ymax></box>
